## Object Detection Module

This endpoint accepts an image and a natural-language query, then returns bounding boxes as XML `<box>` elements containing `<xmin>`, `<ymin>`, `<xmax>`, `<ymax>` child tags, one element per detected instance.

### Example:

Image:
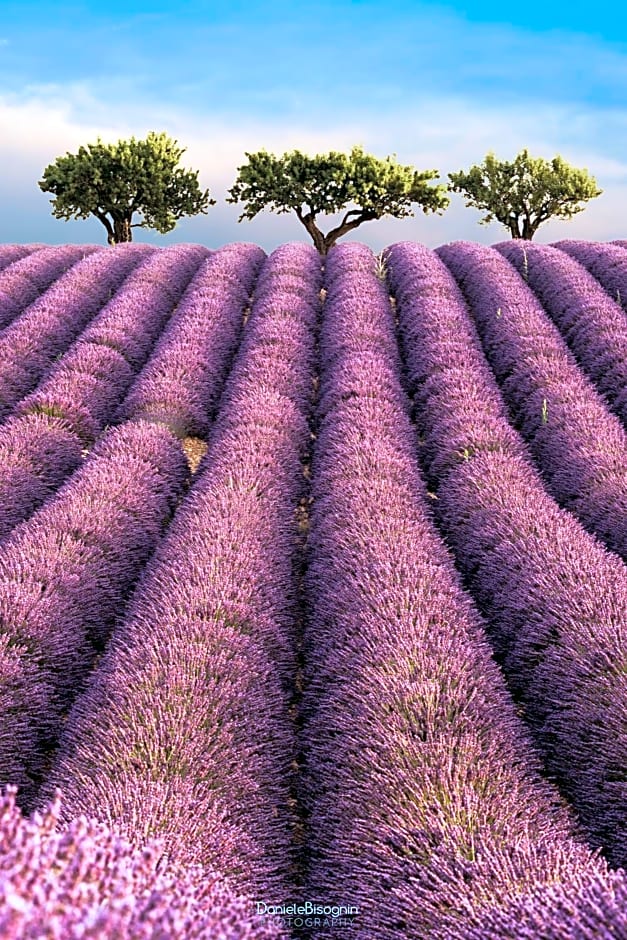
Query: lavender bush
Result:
<box><xmin>552</xmin><ymin>239</ymin><xmax>627</xmax><ymax>315</ymax></box>
<box><xmin>75</xmin><ymin>243</ymin><xmax>209</xmax><ymax>369</ymax></box>
<box><xmin>0</xmin><ymin>420</ymin><xmax>189</xmax><ymax>805</ymax></box>
<box><xmin>496</xmin><ymin>240</ymin><xmax>627</xmax><ymax>426</ymax></box>
<box><xmin>456</xmin><ymin>866</ymin><xmax>627</xmax><ymax>939</ymax></box>
<box><xmin>300</xmin><ymin>242</ymin><xmax>611</xmax><ymax>940</ymax></box>
<box><xmin>118</xmin><ymin>243</ymin><xmax>266</xmax><ymax>438</ymax></box>
<box><xmin>0</xmin><ymin>787</ymin><xmax>286</xmax><ymax>939</ymax></box>
<box><xmin>437</xmin><ymin>240</ymin><xmax>627</xmax><ymax>560</ymax></box>
<box><xmin>0</xmin><ymin>246</ymin><xmax>207</xmax><ymax>543</ymax></box>
<box><xmin>0</xmin><ymin>245</ymin><xmax>44</xmax><ymax>271</ymax></box>
<box><xmin>0</xmin><ymin>244</ymin><xmax>151</xmax><ymax>421</ymax></box>
<box><xmin>42</xmin><ymin>244</ymin><xmax>320</xmax><ymax>906</ymax></box>
<box><xmin>0</xmin><ymin>245</ymin><xmax>97</xmax><ymax>332</ymax></box>
<box><xmin>385</xmin><ymin>241</ymin><xmax>627</xmax><ymax>869</ymax></box>
<box><xmin>0</xmin><ymin>413</ymin><xmax>84</xmax><ymax>543</ymax></box>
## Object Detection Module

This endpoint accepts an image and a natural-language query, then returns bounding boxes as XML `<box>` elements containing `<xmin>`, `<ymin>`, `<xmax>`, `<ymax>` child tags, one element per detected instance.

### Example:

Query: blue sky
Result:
<box><xmin>0</xmin><ymin>0</ymin><xmax>625</xmax><ymax>250</ymax></box>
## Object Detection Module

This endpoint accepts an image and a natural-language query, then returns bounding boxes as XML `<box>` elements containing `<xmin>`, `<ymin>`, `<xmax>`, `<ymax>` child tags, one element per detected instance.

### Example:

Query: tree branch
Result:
<box><xmin>93</xmin><ymin>209</ymin><xmax>114</xmax><ymax>244</ymax></box>
<box><xmin>339</xmin><ymin>208</ymin><xmax>365</xmax><ymax>227</ymax></box>
<box><xmin>324</xmin><ymin>210</ymin><xmax>377</xmax><ymax>252</ymax></box>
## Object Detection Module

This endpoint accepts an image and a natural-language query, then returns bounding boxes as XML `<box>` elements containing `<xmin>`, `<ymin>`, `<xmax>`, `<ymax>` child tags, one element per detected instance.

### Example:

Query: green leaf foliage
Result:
<box><xmin>39</xmin><ymin>131</ymin><xmax>215</xmax><ymax>244</ymax></box>
<box><xmin>448</xmin><ymin>149</ymin><xmax>602</xmax><ymax>239</ymax></box>
<box><xmin>227</xmin><ymin>145</ymin><xmax>449</xmax><ymax>254</ymax></box>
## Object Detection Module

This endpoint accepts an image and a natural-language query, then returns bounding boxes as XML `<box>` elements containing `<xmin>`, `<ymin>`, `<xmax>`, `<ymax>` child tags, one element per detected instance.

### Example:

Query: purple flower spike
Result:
<box><xmin>495</xmin><ymin>239</ymin><xmax>627</xmax><ymax>426</ymax></box>
<box><xmin>300</xmin><ymin>241</ymin><xmax>614</xmax><ymax>939</ymax></box>
<box><xmin>0</xmin><ymin>246</ymin><xmax>207</xmax><ymax>542</ymax></box>
<box><xmin>43</xmin><ymin>243</ymin><xmax>320</xmax><ymax>906</ymax></box>
<box><xmin>0</xmin><ymin>419</ymin><xmax>189</xmax><ymax>802</ymax></box>
<box><xmin>386</xmin><ymin>240</ymin><xmax>627</xmax><ymax>869</ymax></box>
<box><xmin>0</xmin><ymin>787</ymin><xmax>287</xmax><ymax>939</ymax></box>
<box><xmin>0</xmin><ymin>245</ymin><xmax>151</xmax><ymax>421</ymax></box>
<box><xmin>0</xmin><ymin>244</ymin><xmax>45</xmax><ymax>272</ymax></box>
<box><xmin>0</xmin><ymin>245</ymin><xmax>98</xmax><ymax>332</ymax></box>
<box><xmin>551</xmin><ymin>239</ymin><xmax>627</xmax><ymax>316</ymax></box>
<box><xmin>0</xmin><ymin>413</ymin><xmax>83</xmax><ymax>543</ymax></box>
<box><xmin>436</xmin><ymin>240</ymin><xmax>627</xmax><ymax>560</ymax></box>
<box><xmin>118</xmin><ymin>243</ymin><xmax>265</xmax><ymax>437</ymax></box>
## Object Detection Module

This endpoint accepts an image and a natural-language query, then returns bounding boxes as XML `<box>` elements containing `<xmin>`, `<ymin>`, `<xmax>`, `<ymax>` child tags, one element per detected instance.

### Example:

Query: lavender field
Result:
<box><xmin>0</xmin><ymin>238</ymin><xmax>626</xmax><ymax>939</ymax></box>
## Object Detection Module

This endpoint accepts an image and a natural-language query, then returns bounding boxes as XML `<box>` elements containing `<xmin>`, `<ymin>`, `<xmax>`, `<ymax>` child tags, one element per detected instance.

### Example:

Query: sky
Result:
<box><xmin>0</xmin><ymin>0</ymin><xmax>625</xmax><ymax>251</ymax></box>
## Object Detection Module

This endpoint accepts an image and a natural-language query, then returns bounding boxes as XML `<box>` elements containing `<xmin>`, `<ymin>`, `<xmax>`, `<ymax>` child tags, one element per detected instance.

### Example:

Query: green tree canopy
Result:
<box><xmin>448</xmin><ymin>149</ymin><xmax>602</xmax><ymax>240</ymax></box>
<box><xmin>227</xmin><ymin>145</ymin><xmax>450</xmax><ymax>255</ymax></box>
<box><xmin>39</xmin><ymin>131</ymin><xmax>215</xmax><ymax>245</ymax></box>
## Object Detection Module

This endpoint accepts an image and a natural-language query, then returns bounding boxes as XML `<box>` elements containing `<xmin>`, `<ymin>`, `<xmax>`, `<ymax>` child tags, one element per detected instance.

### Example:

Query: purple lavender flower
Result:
<box><xmin>0</xmin><ymin>420</ymin><xmax>189</xmax><ymax>803</ymax></box>
<box><xmin>495</xmin><ymin>240</ymin><xmax>627</xmax><ymax>426</ymax></box>
<box><xmin>455</xmin><ymin>866</ymin><xmax>627</xmax><ymax>940</ymax></box>
<box><xmin>0</xmin><ymin>244</ymin><xmax>45</xmax><ymax>271</ymax></box>
<box><xmin>0</xmin><ymin>244</ymin><xmax>151</xmax><ymax>421</ymax></box>
<box><xmin>436</xmin><ymin>240</ymin><xmax>627</xmax><ymax>560</ymax></box>
<box><xmin>0</xmin><ymin>787</ymin><xmax>287</xmax><ymax>939</ymax></box>
<box><xmin>118</xmin><ymin>243</ymin><xmax>265</xmax><ymax>437</ymax></box>
<box><xmin>551</xmin><ymin>239</ymin><xmax>627</xmax><ymax>316</ymax></box>
<box><xmin>42</xmin><ymin>244</ymin><xmax>320</xmax><ymax>906</ymax></box>
<box><xmin>385</xmin><ymin>240</ymin><xmax>627</xmax><ymax>869</ymax></box>
<box><xmin>0</xmin><ymin>245</ymin><xmax>98</xmax><ymax>332</ymax></box>
<box><xmin>0</xmin><ymin>413</ymin><xmax>83</xmax><ymax>543</ymax></box>
<box><xmin>300</xmin><ymin>241</ymin><xmax>611</xmax><ymax>940</ymax></box>
<box><xmin>0</xmin><ymin>246</ymin><xmax>208</xmax><ymax>543</ymax></box>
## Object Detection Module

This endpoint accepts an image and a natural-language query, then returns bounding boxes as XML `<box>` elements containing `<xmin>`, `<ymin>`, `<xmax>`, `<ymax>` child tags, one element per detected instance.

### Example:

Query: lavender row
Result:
<box><xmin>15</xmin><ymin>243</ymin><xmax>208</xmax><ymax>441</ymax></box>
<box><xmin>42</xmin><ymin>244</ymin><xmax>321</xmax><ymax>905</ymax></box>
<box><xmin>0</xmin><ymin>244</ymin><xmax>43</xmax><ymax>271</ymax></box>
<box><xmin>118</xmin><ymin>242</ymin><xmax>266</xmax><ymax>438</ymax></box>
<box><xmin>0</xmin><ymin>246</ymin><xmax>208</xmax><ymax>543</ymax></box>
<box><xmin>0</xmin><ymin>244</ymin><xmax>100</xmax><ymax>332</ymax></box>
<box><xmin>0</xmin><ymin>788</ymin><xmax>284</xmax><ymax>939</ymax></box>
<box><xmin>301</xmin><ymin>242</ymin><xmax>610</xmax><ymax>939</ymax></box>
<box><xmin>552</xmin><ymin>238</ymin><xmax>627</xmax><ymax>315</ymax></box>
<box><xmin>495</xmin><ymin>240</ymin><xmax>627</xmax><ymax>425</ymax></box>
<box><xmin>436</xmin><ymin>241</ymin><xmax>627</xmax><ymax>560</ymax></box>
<box><xmin>0</xmin><ymin>244</ymin><xmax>152</xmax><ymax>422</ymax></box>
<box><xmin>385</xmin><ymin>241</ymin><xmax>627</xmax><ymax>869</ymax></box>
<box><xmin>457</xmin><ymin>865</ymin><xmax>627</xmax><ymax>940</ymax></box>
<box><xmin>0</xmin><ymin>420</ymin><xmax>190</xmax><ymax>807</ymax></box>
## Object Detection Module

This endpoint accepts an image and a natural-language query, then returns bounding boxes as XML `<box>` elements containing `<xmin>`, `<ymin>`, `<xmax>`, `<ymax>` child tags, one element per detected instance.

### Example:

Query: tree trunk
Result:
<box><xmin>295</xmin><ymin>206</ymin><xmax>376</xmax><ymax>256</ymax></box>
<box><xmin>509</xmin><ymin>217</ymin><xmax>522</xmax><ymax>238</ymax></box>
<box><xmin>521</xmin><ymin>216</ymin><xmax>534</xmax><ymax>240</ymax></box>
<box><xmin>113</xmin><ymin>217</ymin><xmax>133</xmax><ymax>244</ymax></box>
<box><xmin>295</xmin><ymin>209</ymin><xmax>326</xmax><ymax>256</ymax></box>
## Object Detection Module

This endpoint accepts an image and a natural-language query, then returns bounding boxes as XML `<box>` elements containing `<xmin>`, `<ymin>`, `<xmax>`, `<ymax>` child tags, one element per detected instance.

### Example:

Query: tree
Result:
<box><xmin>227</xmin><ymin>145</ymin><xmax>449</xmax><ymax>255</ymax></box>
<box><xmin>448</xmin><ymin>149</ymin><xmax>602</xmax><ymax>240</ymax></box>
<box><xmin>39</xmin><ymin>131</ymin><xmax>215</xmax><ymax>245</ymax></box>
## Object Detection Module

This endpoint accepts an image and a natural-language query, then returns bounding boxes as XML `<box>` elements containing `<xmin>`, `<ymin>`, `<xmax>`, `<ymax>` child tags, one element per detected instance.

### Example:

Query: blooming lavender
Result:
<box><xmin>300</xmin><ymin>242</ymin><xmax>611</xmax><ymax>940</ymax></box>
<box><xmin>495</xmin><ymin>240</ymin><xmax>627</xmax><ymax>426</ymax></box>
<box><xmin>0</xmin><ymin>246</ymin><xmax>207</xmax><ymax>543</ymax></box>
<box><xmin>0</xmin><ymin>420</ymin><xmax>189</xmax><ymax>806</ymax></box>
<box><xmin>76</xmin><ymin>244</ymin><xmax>209</xmax><ymax>369</ymax></box>
<box><xmin>551</xmin><ymin>239</ymin><xmax>627</xmax><ymax>316</ymax></box>
<box><xmin>0</xmin><ymin>413</ymin><xmax>84</xmax><ymax>543</ymax></box>
<box><xmin>0</xmin><ymin>245</ymin><xmax>98</xmax><ymax>332</ymax></box>
<box><xmin>42</xmin><ymin>244</ymin><xmax>320</xmax><ymax>905</ymax></box>
<box><xmin>455</xmin><ymin>866</ymin><xmax>627</xmax><ymax>939</ymax></box>
<box><xmin>0</xmin><ymin>787</ymin><xmax>286</xmax><ymax>939</ymax></box>
<box><xmin>385</xmin><ymin>241</ymin><xmax>627</xmax><ymax>870</ymax></box>
<box><xmin>0</xmin><ymin>244</ymin><xmax>152</xmax><ymax>422</ymax></box>
<box><xmin>0</xmin><ymin>244</ymin><xmax>44</xmax><ymax>271</ymax></box>
<box><xmin>118</xmin><ymin>243</ymin><xmax>266</xmax><ymax>438</ymax></box>
<box><xmin>436</xmin><ymin>240</ymin><xmax>627</xmax><ymax>560</ymax></box>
